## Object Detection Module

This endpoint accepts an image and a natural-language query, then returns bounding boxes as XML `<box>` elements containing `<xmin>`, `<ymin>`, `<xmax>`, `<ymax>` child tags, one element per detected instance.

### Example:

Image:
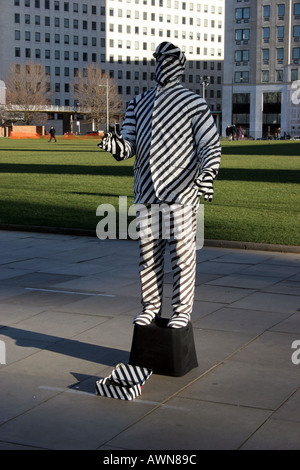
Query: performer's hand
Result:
<box><xmin>97</xmin><ymin>132</ymin><xmax>126</xmax><ymax>161</ymax></box>
<box><xmin>196</xmin><ymin>172</ymin><xmax>214</xmax><ymax>202</ymax></box>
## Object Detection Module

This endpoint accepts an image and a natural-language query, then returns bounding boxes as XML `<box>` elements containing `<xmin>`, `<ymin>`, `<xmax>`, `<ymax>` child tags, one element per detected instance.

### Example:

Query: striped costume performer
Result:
<box><xmin>99</xmin><ymin>42</ymin><xmax>221</xmax><ymax>328</ymax></box>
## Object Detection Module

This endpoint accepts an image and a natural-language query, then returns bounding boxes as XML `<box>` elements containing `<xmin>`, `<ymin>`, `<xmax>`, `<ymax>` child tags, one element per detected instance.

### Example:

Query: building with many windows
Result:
<box><xmin>222</xmin><ymin>0</ymin><xmax>300</xmax><ymax>139</ymax></box>
<box><xmin>0</xmin><ymin>0</ymin><xmax>224</xmax><ymax>133</ymax></box>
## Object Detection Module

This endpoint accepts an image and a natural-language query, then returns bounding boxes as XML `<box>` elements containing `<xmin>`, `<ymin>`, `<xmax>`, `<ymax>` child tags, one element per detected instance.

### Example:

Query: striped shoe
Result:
<box><xmin>167</xmin><ymin>313</ymin><xmax>190</xmax><ymax>329</ymax></box>
<box><xmin>133</xmin><ymin>311</ymin><xmax>156</xmax><ymax>326</ymax></box>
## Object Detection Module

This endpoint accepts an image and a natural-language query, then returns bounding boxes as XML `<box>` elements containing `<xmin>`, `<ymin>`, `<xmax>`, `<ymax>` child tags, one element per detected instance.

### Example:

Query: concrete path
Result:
<box><xmin>0</xmin><ymin>230</ymin><xmax>299</xmax><ymax>450</ymax></box>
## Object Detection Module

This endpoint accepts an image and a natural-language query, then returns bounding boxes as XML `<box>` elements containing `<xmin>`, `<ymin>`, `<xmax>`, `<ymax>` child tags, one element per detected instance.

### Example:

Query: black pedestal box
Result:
<box><xmin>129</xmin><ymin>317</ymin><xmax>198</xmax><ymax>377</ymax></box>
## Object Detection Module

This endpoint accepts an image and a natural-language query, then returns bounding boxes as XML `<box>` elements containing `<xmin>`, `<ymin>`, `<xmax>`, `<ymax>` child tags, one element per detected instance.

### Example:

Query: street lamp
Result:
<box><xmin>98</xmin><ymin>78</ymin><xmax>109</xmax><ymax>132</ymax></box>
<box><xmin>200</xmin><ymin>76</ymin><xmax>210</xmax><ymax>100</ymax></box>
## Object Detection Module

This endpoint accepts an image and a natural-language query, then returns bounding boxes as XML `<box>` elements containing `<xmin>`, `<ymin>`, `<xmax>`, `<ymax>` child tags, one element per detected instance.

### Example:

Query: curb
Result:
<box><xmin>0</xmin><ymin>223</ymin><xmax>299</xmax><ymax>254</ymax></box>
<box><xmin>204</xmin><ymin>239</ymin><xmax>300</xmax><ymax>254</ymax></box>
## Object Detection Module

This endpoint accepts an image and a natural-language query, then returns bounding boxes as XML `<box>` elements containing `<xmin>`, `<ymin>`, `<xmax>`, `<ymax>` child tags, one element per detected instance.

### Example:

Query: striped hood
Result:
<box><xmin>153</xmin><ymin>42</ymin><xmax>186</xmax><ymax>87</ymax></box>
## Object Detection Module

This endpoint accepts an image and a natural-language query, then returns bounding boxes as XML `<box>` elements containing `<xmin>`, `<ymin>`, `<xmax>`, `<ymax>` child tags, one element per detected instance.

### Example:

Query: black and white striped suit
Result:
<box><xmin>101</xmin><ymin>42</ymin><xmax>221</xmax><ymax>327</ymax></box>
<box><xmin>120</xmin><ymin>81</ymin><xmax>221</xmax><ymax>207</ymax></box>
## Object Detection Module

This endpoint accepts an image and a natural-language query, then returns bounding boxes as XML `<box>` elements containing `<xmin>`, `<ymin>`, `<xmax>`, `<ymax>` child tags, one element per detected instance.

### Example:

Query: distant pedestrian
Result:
<box><xmin>226</xmin><ymin>125</ymin><xmax>231</xmax><ymax>139</ymax></box>
<box><xmin>48</xmin><ymin>126</ymin><xmax>56</xmax><ymax>142</ymax></box>
<box><xmin>231</xmin><ymin>125</ymin><xmax>237</xmax><ymax>140</ymax></box>
<box><xmin>236</xmin><ymin>126</ymin><xmax>243</xmax><ymax>140</ymax></box>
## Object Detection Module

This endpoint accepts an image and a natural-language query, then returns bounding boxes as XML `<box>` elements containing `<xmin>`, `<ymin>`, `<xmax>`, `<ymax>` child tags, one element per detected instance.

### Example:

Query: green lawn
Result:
<box><xmin>0</xmin><ymin>137</ymin><xmax>299</xmax><ymax>246</ymax></box>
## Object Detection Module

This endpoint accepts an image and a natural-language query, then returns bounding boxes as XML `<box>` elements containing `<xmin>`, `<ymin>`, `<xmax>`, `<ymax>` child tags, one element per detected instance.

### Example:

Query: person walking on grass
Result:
<box><xmin>48</xmin><ymin>126</ymin><xmax>56</xmax><ymax>142</ymax></box>
<box><xmin>98</xmin><ymin>42</ymin><xmax>221</xmax><ymax>329</ymax></box>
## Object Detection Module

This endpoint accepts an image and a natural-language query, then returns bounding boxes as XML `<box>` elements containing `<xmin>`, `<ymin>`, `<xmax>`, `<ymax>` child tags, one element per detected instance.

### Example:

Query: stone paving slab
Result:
<box><xmin>0</xmin><ymin>230</ymin><xmax>299</xmax><ymax>451</ymax></box>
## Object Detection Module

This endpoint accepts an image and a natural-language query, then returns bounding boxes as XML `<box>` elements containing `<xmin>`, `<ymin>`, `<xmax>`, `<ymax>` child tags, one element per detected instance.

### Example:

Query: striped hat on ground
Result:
<box><xmin>95</xmin><ymin>363</ymin><xmax>152</xmax><ymax>400</ymax></box>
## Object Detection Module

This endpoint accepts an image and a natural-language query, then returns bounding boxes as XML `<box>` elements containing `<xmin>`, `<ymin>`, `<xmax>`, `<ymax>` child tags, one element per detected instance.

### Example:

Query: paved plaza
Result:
<box><xmin>0</xmin><ymin>229</ymin><xmax>299</xmax><ymax>450</ymax></box>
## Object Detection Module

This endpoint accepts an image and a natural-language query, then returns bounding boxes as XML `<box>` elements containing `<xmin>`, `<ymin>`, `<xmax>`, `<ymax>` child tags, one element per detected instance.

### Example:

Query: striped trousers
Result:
<box><xmin>138</xmin><ymin>203</ymin><xmax>198</xmax><ymax>318</ymax></box>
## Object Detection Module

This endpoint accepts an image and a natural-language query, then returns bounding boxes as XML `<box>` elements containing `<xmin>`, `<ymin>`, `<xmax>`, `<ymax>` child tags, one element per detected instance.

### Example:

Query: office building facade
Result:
<box><xmin>0</xmin><ymin>0</ymin><xmax>224</xmax><ymax>133</ymax></box>
<box><xmin>222</xmin><ymin>0</ymin><xmax>300</xmax><ymax>139</ymax></box>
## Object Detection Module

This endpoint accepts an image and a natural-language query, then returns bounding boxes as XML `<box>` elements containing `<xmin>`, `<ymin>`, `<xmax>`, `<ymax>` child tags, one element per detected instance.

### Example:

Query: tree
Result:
<box><xmin>73</xmin><ymin>64</ymin><xmax>123</xmax><ymax>131</ymax></box>
<box><xmin>4</xmin><ymin>60</ymin><xmax>52</xmax><ymax>125</ymax></box>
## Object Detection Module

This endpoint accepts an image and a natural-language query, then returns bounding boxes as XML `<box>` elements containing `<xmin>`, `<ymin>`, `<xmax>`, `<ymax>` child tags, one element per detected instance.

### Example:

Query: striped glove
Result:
<box><xmin>97</xmin><ymin>132</ymin><xmax>127</xmax><ymax>161</ymax></box>
<box><xmin>195</xmin><ymin>171</ymin><xmax>215</xmax><ymax>202</ymax></box>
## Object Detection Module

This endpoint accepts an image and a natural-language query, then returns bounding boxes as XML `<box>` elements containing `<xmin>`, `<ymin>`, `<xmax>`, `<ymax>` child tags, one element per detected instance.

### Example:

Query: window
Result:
<box><xmin>235</xmin><ymin>8</ymin><xmax>250</xmax><ymax>21</ymax></box>
<box><xmin>294</xmin><ymin>4</ymin><xmax>300</xmax><ymax>16</ymax></box>
<box><xmin>263</xmin><ymin>5</ymin><xmax>270</xmax><ymax>19</ymax></box>
<box><xmin>263</xmin><ymin>5</ymin><xmax>270</xmax><ymax>21</ymax></box>
<box><xmin>276</xmin><ymin>70</ymin><xmax>283</xmax><ymax>81</ymax></box>
<box><xmin>277</xmin><ymin>48</ymin><xmax>284</xmax><ymax>62</ymax></box>
<box><xmin>235</xmin><ymin>29</ymin><xmax>250</xmax><ymax>41</ymax></box>
<box><xmin>235</xmin><ymin>50</ymin><xmax>249</xmax><ymax>63</ymax></box>
<box><xmin>15</xmin><ymin>30</ymin><xmax>20</xmax><ymax>40</ymax></box>
<box><xmin>234</xmin><ymin>71</ymin><xmax>249</xmax><ymax>83</ymax></box>
<box><xmin>277</xmin><ymin>26</ymin><xmax>284</xmax><ymax>41</ymax></box>
<box><xmin>262</xmin><ymin>49</ymin><xmax>269</xmax><ymax>63</ymax></box>
<box><xmin>262</xmin><ymin>70</ymin><xmax>269</xmax><ymax>82</ymax></box>
<box><xmin>293</xmin><ymin>47</ymin><xmax>300</xmax><ymax>63</ymax></box>
<box><xmin>263</xmin><ymin>27</ymin><xmax>270</xmax><ymax>42</ymax></box>
<box><xmin>294</xmin><ymin>25</ymin><xmax>300</xmax><ymax>39</ymax></box>
<box><xmin>291</xmin><ymin>69</ymin><xmax>299</xmax><ymax>81</ymax></box>
<box><xmin>278</xmin><ymin>4</ymin><xmax>285</xmax><ymax>18</ymax></box>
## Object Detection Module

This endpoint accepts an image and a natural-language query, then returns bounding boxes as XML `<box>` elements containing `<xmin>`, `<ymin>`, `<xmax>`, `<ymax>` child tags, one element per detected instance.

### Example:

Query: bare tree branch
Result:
<box><xmin>4</xmin><ymin>61</ymin><xmax>52</xmax><ymax>125</ymax></box>
<box><xmin>73</xmin><ymin>64</ymin><xmax>123</xmax><ymax>130</ymax></box>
